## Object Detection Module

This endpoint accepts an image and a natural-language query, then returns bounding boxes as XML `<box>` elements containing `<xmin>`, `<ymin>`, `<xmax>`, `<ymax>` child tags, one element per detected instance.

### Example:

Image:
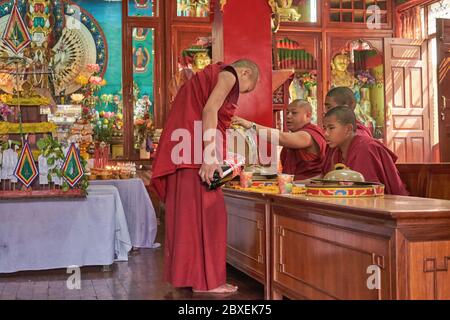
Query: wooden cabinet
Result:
<box><xmin>223</xmin><ymin>189</ymin><xmax>450</xmax><ymax>300</ymax></box>
<box><xmin>271</xmin><ymin>1</ymin><xmax>396</xmax><ymax>132</ymax></box>
<box><xmin>169</xmin><ymin>25</ymin><xmax>212</xmax><ymax>80</ymax></box>
<box><xmin>272</xmin><ymin>207</ymin><xmax>392</xmax><ymax>300</ymax></box>
<box><xmin>224</xmin><ymin>191</ymin><xmax>271</xmax><ymax>299</ymax></box>
<box><xmin>324</xmin><ymin>0</ymin><xmax>393</xmax><ymax>29</ymax></box>
<box><xmin>397</xmin><ymin>163</ymin><xmax>450</xmax><ymax>200</ymax></box>
<box><xmin>273</xmin><ymin>32</ymin><xmax>322</xmax><ymax>126</ymax></box>
<box><xmin>163</xmin><ymin>1</ymin><xmax>212</xmax><ymax>125</ymax></box>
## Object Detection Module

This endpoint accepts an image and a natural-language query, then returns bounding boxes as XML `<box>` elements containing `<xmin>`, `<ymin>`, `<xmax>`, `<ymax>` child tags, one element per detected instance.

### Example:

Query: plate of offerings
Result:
<box><xmin>305</xmin><ymin>179</ymin><xmax>385</xmax><ymax>197</ymax></box>
<box><xmin>227</xmin><ymin>180</ymin><xmax>306</xmax><ymax>195</ymax></box>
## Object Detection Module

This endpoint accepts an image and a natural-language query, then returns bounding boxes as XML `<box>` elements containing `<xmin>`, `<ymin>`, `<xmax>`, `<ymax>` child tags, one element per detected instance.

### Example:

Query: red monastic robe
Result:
<box><xmin>356</xmin><ymin>120</ymin><xmax>373</xmax><ymax>137</ymax></box>
<box><xmin>280</xmin><ymin>123</ymin><xmax>327</xmax><ymax>180</ymax></box>
<box><xmin>322</xmin><ymin>134</ymin><xmax>408</xmax><ymax>195</ymax></box>
<box><xmin>151</xmin><ymin>63</ymin><xmax>240</xmax><ymax>290</ymax></box>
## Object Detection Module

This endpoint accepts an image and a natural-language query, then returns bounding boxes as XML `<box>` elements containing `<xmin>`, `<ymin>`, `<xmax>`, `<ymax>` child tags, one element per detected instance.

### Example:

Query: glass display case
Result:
<box><xmin>328</xmin><ymin>0</ymin><xmax>389</xmax><ymax>26</ymax></box>
<box><xmin>275</xmin><ymin>0</ymin><xmax>319</xmax><ymax>23</ymax></box>
<box><xmin>330</xmin><ymin>39</ymin><xmax>385</xmax><ymax>139</ymax></box>
<box><xmin>128</xmin><ymin>0</ymin><xmax>158</xmax><ymax>17</ymax></box>
<box><xmin>176</xmin><ymin>0</ymin><xmax>210</xmax><ymax>18</ymax></box>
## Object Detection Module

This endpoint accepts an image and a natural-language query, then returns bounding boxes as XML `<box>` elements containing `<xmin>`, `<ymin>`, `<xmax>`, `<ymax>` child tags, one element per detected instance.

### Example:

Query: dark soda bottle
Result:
<box><xmin>208</xmin><ymin>164</ymin><xmax>239</xmax><ymax>190</ymax></box>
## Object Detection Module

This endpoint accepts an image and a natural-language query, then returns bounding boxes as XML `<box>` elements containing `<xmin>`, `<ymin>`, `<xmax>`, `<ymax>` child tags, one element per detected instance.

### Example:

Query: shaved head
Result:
<box><xmin>290</xmin><ymin>99</ymin><xmax>312</xmax><ymax>113</ymax></box>
<box><xmin>325</xmin><ymin>87</ymin><xmax>356</xmax><ymax>110</ymax></box>
<box><xmin>286</xmin><ymin>99</ymin><xmax>313</xmax><ymax>131</ymax></box>
<box><xmin>231</xmin><ymin>59</ymin><xmax>260</xmax><ymax>81</ymax></box>
<box><xmin>324</xmin><ymin>105</ymin><xmax>356</xmax><ymax>132</ymax></box>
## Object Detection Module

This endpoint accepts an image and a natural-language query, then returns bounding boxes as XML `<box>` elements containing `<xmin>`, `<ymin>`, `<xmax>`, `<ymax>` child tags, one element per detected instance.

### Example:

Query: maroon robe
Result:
<box><xmin>280</xmin><ymin>123</ymin><xmax>327</xmax><ymax>180</ymax></box>
<box><xmin>322</xmin><ymin>134</ymin><xmax>408</xmax><ymax>195</ymax></box>
<box><xmin>151</xmin><ymin>63</ymin><xmax>240</xmax><ymax>290</ymax></box>
<box><xmin>356</xmin><ymin>120</ymin><xmax>373</xmax><ymax>137</ymax></box>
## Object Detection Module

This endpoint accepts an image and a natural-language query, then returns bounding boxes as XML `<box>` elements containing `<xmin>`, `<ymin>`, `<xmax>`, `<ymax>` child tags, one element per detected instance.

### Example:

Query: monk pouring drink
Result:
<box><xmin>151</xmin><ymin>59</ymin><xmax>259</xmax><ymax>294</ymax></box>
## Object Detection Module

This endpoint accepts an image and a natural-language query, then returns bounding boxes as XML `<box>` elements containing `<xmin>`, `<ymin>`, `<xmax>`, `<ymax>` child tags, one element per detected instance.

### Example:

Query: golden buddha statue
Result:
<box><xmin>331</xmin><ymin>52</ymin><xmax>356</xmax><ymax>88</ymax></box>
<box><xmin>192</xmin><ymin>51</ymin><xmax>211</xmax><ymax>73</ymax></box>
<box><xmin>276</xmin><ymin>0</ymin><xmax>301</xmax><ymax>22</ymax></box>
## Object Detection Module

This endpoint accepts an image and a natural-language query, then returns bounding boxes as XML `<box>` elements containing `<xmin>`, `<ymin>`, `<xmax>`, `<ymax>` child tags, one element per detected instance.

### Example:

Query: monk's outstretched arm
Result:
<box><xmin>231</xmin><ymin>116</ymin><xmax>313</xmax><ymax>149</ymax></box>
<box><xmin>199</xmin><ymin>71</ymin><xmax>237</xmax><ymax>185</ymax></box>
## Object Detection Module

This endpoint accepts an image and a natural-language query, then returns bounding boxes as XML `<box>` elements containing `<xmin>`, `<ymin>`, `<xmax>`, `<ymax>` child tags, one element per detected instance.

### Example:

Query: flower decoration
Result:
<box><xmin>0</xmin><ymin>103</ymin><xmax>12</xmax><ymax>121</ymax></box>
<box><xmin>89</xmin><ymin>76</ymin><xmax>103</xmax><ymax>85</ymax></box>
<box><xmin>301</xmin><ymin>71</ymin><xmax>317</xmax><ymax>90</ymax></box>
<box><xmin>70</xmin><ymin>93</ymin><xmax>84</xmax><ymax>104</ymax></box>
<box><xmin>356</xmin><ymin>70</ymin><xmax>376</xmax><ymax>88</ymax></box>
<box><xmin>86</xmin><ymin>63</ymin><xmax>100</xmax><ymax>73</ymax></box>
<box><xmin>75</xmin><ymin>75</ymin><xmax>89</xmax><ymax>86</ymax></box>
<box><xmin>92</xmin><ymin>112</ymin><xmax>115</xmax><ymax>143</ymax></box>
<box><xmin>133</xmin><ymin>95</ymin><xmax>154</xmax><ymax>150</ymax></box>
<box><xmin>0</xmin><ymin>93</ymin><xmax>12</xmax><ymax>103</ymax></box>
<box><xmin>134</xmin><ymin>112</ymin><xmax>154</xmax><ymax>150</ymax></box>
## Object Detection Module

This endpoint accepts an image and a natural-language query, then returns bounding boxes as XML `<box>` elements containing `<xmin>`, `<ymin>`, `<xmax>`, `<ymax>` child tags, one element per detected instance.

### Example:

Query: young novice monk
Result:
<box><xmin>322</xmin><ymin>106</ymin><xmax>408</xmax><ymax>195</ymax></box>
<box><xmin>325</xmin><ymin>87</ymin><xmax>372</xmax><ymax>137</ymax></box>
<box><xmin>232</xmin><ymin>99</ymin><xmax>326</xmax><ymax>181</ymax></box>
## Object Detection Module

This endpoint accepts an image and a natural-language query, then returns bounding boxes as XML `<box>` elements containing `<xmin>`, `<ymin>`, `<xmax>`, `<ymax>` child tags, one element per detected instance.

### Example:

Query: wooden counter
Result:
<box><xmin>224</xmin><ymin>189</ymin><xmax>450</xmax><ymax>300</ymax></box>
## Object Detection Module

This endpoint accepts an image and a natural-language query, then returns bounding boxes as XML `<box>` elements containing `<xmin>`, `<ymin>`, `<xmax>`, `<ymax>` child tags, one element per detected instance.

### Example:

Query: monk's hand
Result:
<box><xmin>199</xmin><ymin>162</ymin><xmax>223</xmax><ymax>185</ymax></box>
<box><xmin>231</xmin><ymin>116</ymin><xmax>252</xmax><ymax>129</ymax></box>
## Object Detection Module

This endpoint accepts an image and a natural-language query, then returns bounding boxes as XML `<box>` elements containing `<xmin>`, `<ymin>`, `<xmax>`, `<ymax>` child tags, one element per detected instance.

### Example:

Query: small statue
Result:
<box><xmin>113</xmin><ymin>95</ymin><xmax>123</xmax><ymax>115</ymax></box>
<box><xmin>195</xmin><ymin>0</ymin><xmax>209</xmax><ymax>17</ymax></box>
<box><xmin>0</xmin><ymin>141</ymin><xmax>18</xmax><ymax>183</ymax></box>
<box><xmin>355</xmin><ymin>88</ymin><xmax>376</xmax><ymax>135</ymax></box>
<box><xmin>289</xmin><ymin>74</ymin><xmax>307</xmax><ymax>100</ymax></box>
<box><xmin>192</xmin><ymin>51</ymin><xmax>211</xmax><ymax>73</ymax></box>
<box><xmin>276</xmin><ymin>0</ymin><xmax>301</xmax><ymax>22</ymax></box>
<box><xmin>38</xmin><ymin>154</ymin><xmax>49</xmax><ymax>185</ymax></box>
<box><xmin>331</xmin><ymin>52</ymin><xmax>356</xmax><ymax>88</ymax></box>
<box><xmin>50</xmin><ymin>158</ymin><xmax>64</xmax><ymax>186</ymax></box>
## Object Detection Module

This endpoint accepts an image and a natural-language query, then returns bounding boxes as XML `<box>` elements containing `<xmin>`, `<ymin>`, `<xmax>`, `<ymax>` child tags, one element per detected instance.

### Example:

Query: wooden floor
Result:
<box><xmin>0</xmin><ymin>231</ymin><xmax>264</xmax><ymax>300</ymax></box>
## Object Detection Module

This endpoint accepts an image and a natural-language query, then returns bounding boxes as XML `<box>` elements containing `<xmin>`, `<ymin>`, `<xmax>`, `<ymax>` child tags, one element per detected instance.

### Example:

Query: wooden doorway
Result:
<box><xmin>384</xmin><ymin>38</ymin><xmax>431</xmax><ymax>163</ymax></box>
<box><xmin>437</xmin><ymin>18</ymin><xmax>450</xmax><ymax>162</ymax></box>
<box><xmin>123</xmin><ymin>21</ymin><xmax>163</xmax><ymax>161</ymax></box>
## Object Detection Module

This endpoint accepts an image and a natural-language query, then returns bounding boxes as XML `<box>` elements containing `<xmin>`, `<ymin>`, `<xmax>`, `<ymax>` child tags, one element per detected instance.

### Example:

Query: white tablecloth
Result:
<box><xmin>0</xmin><ymin>185</ymin><xmax>132</xmax><ymax>273</ymax></box>
<box><xmin>91</xmin><ymin>179</ymin><xmax>158</xmax><ymax>248</ymax></box>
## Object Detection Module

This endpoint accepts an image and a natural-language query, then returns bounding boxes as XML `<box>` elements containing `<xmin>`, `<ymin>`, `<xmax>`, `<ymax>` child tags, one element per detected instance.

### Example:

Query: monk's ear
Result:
<box><xmin>241</xmin><ymin>68</ymin><xmax>252</xmax><ymax>78</ymax></box>
<box><xmin>343</xmin><ymin>123</ymin><xmax>353</xmax><ymax>135</ymax></box>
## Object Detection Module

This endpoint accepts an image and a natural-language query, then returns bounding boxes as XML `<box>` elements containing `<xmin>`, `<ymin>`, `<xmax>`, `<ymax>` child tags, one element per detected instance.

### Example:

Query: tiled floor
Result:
<box><xmin>0</xmin><ymin>239</ymin><xmax>264</xmax><ymax>300</ymax></box>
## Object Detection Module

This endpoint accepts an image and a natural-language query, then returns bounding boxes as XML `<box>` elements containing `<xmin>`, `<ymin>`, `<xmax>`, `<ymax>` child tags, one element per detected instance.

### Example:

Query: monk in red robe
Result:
<box><xmin>325</xmin><ymin>87</ymin><xmax>373</xmax><ymax>137</ymax></box>
<box><xmin>232</xmin><ymin>99</ymin><xmax>326</xmax><ymax>181</ymax></box>
<box><xmin>151</xmin><ymin>59</ymin><xmax>259</xmax><ymax>293</ymax></box>
<box><xmin>322</xmin><ymin>106</ymin><xmax>408</xmax><ymax>195</ymax></box>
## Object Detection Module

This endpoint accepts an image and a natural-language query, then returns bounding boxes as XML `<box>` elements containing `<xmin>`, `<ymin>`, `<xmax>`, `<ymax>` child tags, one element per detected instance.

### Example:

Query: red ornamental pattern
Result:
<box><xmin>306</xmin><ymin>185</ymin><xmax>385</xmax><ymax>197</ymax></box>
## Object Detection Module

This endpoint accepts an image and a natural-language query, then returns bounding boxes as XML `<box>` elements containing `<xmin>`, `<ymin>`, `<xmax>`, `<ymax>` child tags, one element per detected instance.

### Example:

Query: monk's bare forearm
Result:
<box><xmin>251</xmin><ymin>123</ymin><xmax>312</xmax><ymax>149</ymax></box>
